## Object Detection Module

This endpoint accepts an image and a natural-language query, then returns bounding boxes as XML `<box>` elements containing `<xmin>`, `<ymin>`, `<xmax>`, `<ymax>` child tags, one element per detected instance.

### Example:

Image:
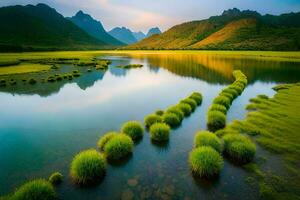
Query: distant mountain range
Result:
<box><xmin>127</xmin><ymin>8</ymin><xmax>300</xmax><ymax>50</ymax></box>
<box><xmin>109</xmin><ymin>27</ymin><xmax>161</xmax><ymax>44</ymax></box>
<box><xmin>68</xmin><ymin>11</ymin><xmax>124</xmax><ymax>46</ymax></box>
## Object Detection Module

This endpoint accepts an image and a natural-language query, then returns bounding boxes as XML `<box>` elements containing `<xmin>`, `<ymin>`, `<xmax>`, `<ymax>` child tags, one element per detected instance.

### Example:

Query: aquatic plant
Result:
<box><xmin>177</xmin><ymin>103</ymin><xmax>192</xmax><ymax>116</ymax></box>
<box><xmin>97</xmin><ymin>132</ymin><xmax>118</xmax><ymax>150</ymax></box>
<box><xmin>104</xmin><ymin>134</ymin><xmax>134</xmax><ymax>160</ymax></box>
<box><xmin>144</xmin><ymin>114</ymin><xmax>163</xmax><ymax>128</ymax></box>
<box><xmin>28</xmin><ymin>78</ymin><xmax>37</xmax><ymax>85</ymax></box>
<box><xmin>149</xmin><ymin>123</ymin><xmax>170</xmax><ymax>142</ymax></box>
<box><xmin>166</xmin><ymin>106</ymin><xmax>184</xmax><ymax>121</ymax></box>
<box><xmin>189</xmin><ymin>92</ymin><xmax>203</xmax><ymax>105</ymax></box>
<box><xmin>188</xmin><ymin>147</ymin><xmax>224</xmax><ymax>178</ymax></box>
<box><xmin>180</xmin><ymin>98</ymin><xmax>197</xmax><ymax>111</ymax></box>
<box><xmin>209</xmin><ymin>104</ymin><xmax>227</xmax><ymax>114</ymax></box>
<box><xmin>49</xmin><ymin>172</ymin><xmax>63</xmax><ymax>185</ymax></box>
<box><xmin>11</xmin><ymin>179</ymin><xmax>56</xmax><ymax>200</ymax></box>
<box><xmin>222</xmin><ymin>88</ymin><xmax>239</xmax><ymax>98</ymax></box>
<box><xmin>194</xmin><ymin>131</ymin><xmax>223</xmax><ymax>152</ymax></box>
<box><xmin>70</xmin><ymin>149</ymin><xmax>106</xmax><ymax>185</ymax></box>
<box><xmin>162</xmin><ymin>113</ymin><xmax>181</xmax><ymax>128</ymax></box>
<box><xmin>213</xmin><ymin>96</ymin><xmax>231</xmax><ymax>109</ymax></box>
<box><xmin>223</xmin><ymin>134</ymin><xmax>256</xmax><ymax>164</ymax></box>
<box><xmin>121</xmin><ymin>121</ymin><xmax>144</xmax><ymax>141</ymax></box>
<box><xmin>207</xmin><ymin>111</ymin><xmax>226</xmax><ymax>132</ymax></box>
<box><xmin>155</xmin><ymin>110</ymin><xmax>164</xmax><ymax>116</ymax></box>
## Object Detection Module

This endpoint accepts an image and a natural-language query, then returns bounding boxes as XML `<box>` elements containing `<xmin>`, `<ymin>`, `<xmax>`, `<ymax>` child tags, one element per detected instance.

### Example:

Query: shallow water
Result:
<box><xmin>0</xmin><ymin>52</ymin><xmax>299</xmax><ymax>199</ymax></box>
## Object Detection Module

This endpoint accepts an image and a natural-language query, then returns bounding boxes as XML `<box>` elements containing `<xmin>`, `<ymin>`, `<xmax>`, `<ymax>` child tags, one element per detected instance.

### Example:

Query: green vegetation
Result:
<box><xmin>97</xmin><ymin>132</ymin><xmax>118</xmax><ymax>150</ymax></box>
<box><xmin>207</xmin><ymin>111</ymin><xmax>226</xmax><ymax>132</ymax></box>
<box><xmin>189</xmin><ymin>92</ymin><xmax>203</xmax><ymax>105</ymax></box>
<box><xmin>104</xmin><ymin>134</ymin><xmax>134</xmax><ymax>160</ymax></box>
<box><xmin>0</xmin><ymin>63</ymin><xmax>51</xmax><ymax>75</ymax></box>
<box><xmin>155</xmin><ymin>110</ymin><xmax>164</xmax><ymax>116</ymax></box>
<box><xmin>165</xmin><ymin>106</ymin><xmax>184</xmax><ymax>121</ymax></box>
<box><xmin>144</xmin><ymin>114</ymin><xmax>162</xmax><ymax>128</ymax></box>
<box><xmin>48</xmin><ymin>172</ymin><xmax>63</xmax><ymax>185</ymax></box>
<box><xmin>149</xmin><ymin>123</ymin><xmax>171</xmax><ymax>142</ymax></box>
<box><xmin>10</xmin><ymin>179</ymin><xmax>56</xmax><ymax>200</ymax></box>
<box><xmin>70</xmin><ymin>149</ymin><xmax>106</xmax><ymax>185</ymax></box>
<box><xmin>194</xmin><ymin>131</ymin><xmax>223</xmax><ymax>152</ymax></box>
<box><xmin>180</xmin><ymin>98</ymin><xmax>197</xmax><ymax>111</ymax></box>
<box><xmin>121</xmin><ymin>121</ymin><xmax>144</xmax><ymax>141</ymax></box>
<box><xmin>162</xmin><ymin>113</ymin><xmax>181</xmax><ymax>128</ymax></box>
<box><xmin>116</xmin><ymin>64</ymin><xmax>143</xmax><ymax>69</ymax></box>
<box><xmin>177</xmin><ymin>103</ymin><xmax>192</xmax><ymax>116</ymax></box>
<box><xmin>207</xmin><ymin>70</ymin><xmax>247</xmax><ymax>132</ymax></box>
<box><xmin>223</xmin><ymin>134</ymin><xmax>256</xmax><ymax>164</ymax></box>
<box><xmin>188</xmin><ymin>147</ymin><xmax>224</xmax><ymax>178</ymax></box>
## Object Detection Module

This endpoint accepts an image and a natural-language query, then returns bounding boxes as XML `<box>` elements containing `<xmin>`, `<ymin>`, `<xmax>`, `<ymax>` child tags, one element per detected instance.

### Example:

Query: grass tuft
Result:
<box><xmin>48</xmin><ymin>172</ymin><xmax>63</xmax><ymax>185</ymax></box>
<box><xmin>207</xmin><ymin>111</ymin><xmax>226</xmax><ymax>132</ymax></box>
<box><xmin>177</xmin><ymin>103</ymin><xmax>192</xmax><ymax>116</ymax></box>
<box><xmin>97</xmin><ymin>132</ymin><xmax>118</xmax><ymax>150</ymax></box>
<box><xmin>149</xmin><ymin>123</ymin><xmax>171</xmax><ymax>142</ymax></box>
<box><xmin>104</xmin><ymin>134</ymin><xmax>134</xmax><ymax>160</ymax></box>
<box><xmin>180</xmin><ymin>98</ymin><xmax>197</xmax><ymax>111</ymax></box>
<box><xmin>121</xmin><ymin>121</ymin><xmax>144</xmax><ymax>141</ymax></box>
<box><xmin>194</xmin><ymin>131</ymin><xmax>223</xmax><ymax>152</ymax></box>
<box><xmin>144</xmin><ymin>114</ymin><xmax>163</xmax><ymax>128</ymax></box>
<box><xmin>162</xmin><ymin>113</ymin><xmax>181</xmax><ymax>128</ymax></box>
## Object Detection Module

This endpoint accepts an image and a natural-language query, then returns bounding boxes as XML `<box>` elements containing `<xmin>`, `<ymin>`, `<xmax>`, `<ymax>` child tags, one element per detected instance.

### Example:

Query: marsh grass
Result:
<box><xmin>121</xmin><ymin>121</ymin><xmax>144</xmax><ymax>141</ymax></box>
<box><xmin>11</xmin><ymin>179</ymin><xmax>56</xmax><ymax>200</ymax></box>
<box><xmin>97</xmin><ymin>132</ymin><xmax>118</xmax><ymax>150</ymax></box>
<box><xmin>70</xmin><ymin>149</ymin><xmax>106</xmax><ymax>186</ymax></box>
<box><xmin>213</xmin><ymin>96</ymin><xmax>231</xmax><ymax>109</ymax></box>
<box><xmin>189</xmin><ymin>92</ymin><xmax>203</xmax><ymax>105</ymax></box>
<box><xmin>189</xmin><ymin>147</ymin><xmax>224</xmax><ymax>178</ymax></box>
<box><xmin>149</xmin><ymin>123</ymin><xmax>170</xmax><ymax>142</ymax></box>
<box><xmin>207</xmin><ymin>111</ymin><xmax>226</xmax><ymax>132</ymax></box>
<box><xmin>104</xmin><ymin>134</ymin><xmax>134</xmax><ymax>161</ymax></box>
<box><xmin>155</xmin><ymin>110</ymin><xmax>164</xmax><ymax>116</ymax></box>
<box><xmin>209</xmin><ymin>104</ymin><xmax>227</xmax><ymax>114</ymax></box>
<box><xmin>144</xmin><ymin>114</ymin><xmax>163</xmax><ymax>128</ymax></box>
<box><xmin>162</xmin><ymin>113</ymin><xmax>181</xmax><ymax>128</ymax></box>
<box><xmin>177</xmin><ymin>103</ymin><xmax>192</xmax><ymax>116</ymax></box>
<box><xmin>180</xmin><ymin>98</ymin><xmax>197</xmax><ymax>111</ymax></box>
<box><xmin>194</xmin><ymin>131</ymin><xmax>223</xmax><ymax>152</ymax></box>
<box><xmin>166</xmin><ymin>106</ymin><xmax>184</xmax><ymax>121</ymax></box>
<box><xmin>49</xmin><ymin>172</ymin><xmax>63</xmax><ymax>185</ymax></box>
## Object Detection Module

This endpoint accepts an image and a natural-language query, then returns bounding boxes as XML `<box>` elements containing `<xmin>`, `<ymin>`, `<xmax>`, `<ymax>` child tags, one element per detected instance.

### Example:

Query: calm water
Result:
<box><xmin>0</xmin><ymin>52</ymin><xmax>299</xmax><ymax>200</ymax></box>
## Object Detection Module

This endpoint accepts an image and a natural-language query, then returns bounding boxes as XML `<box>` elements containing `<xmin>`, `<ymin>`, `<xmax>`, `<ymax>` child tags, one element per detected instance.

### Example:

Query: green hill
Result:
<box><xmin>127</xmin><ymin>8</ymin><xmax>300</xmax><ymax>51</ymax></box>
<box><xmin>0</xmin><ymin>4</ymin><xmax>108</xmax><ymax>51</ymax></box>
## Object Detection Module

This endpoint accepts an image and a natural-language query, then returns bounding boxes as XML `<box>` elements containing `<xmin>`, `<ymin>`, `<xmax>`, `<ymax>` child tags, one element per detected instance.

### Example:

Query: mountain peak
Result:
<box><xmin>146</xmin><ymin>27</ymin><xmax>161</xmax><ymax>37</ymax></box>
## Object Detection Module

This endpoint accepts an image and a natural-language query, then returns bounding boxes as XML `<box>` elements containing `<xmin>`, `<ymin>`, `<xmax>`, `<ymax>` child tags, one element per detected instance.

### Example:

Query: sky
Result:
<box><xmin>1</xmin><ymin>0</ymin><xmax>300</xmax><ymax>33</ymax></box>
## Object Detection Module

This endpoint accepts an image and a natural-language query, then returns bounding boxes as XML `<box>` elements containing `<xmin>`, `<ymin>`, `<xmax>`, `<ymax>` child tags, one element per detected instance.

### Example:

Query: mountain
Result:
<box><xmin>127</xmin><ymin>8</ymin><xmax>300</xmax><ymax>51</ymax></box>
<box><xmin>108</xmin><ymin>27</ymin><xmax>137</xmax><ymax>44</ymax></box>
<box><xmin>0</xmin><ymin>4</ymin><xmax>108</xmax><ymax>51</ymax></box>
<box><xmin>133</xmin><ymin>31</ymin><xmax>146</xmax><ymax>41</ymax></box>
<box><xmin>146</xmin><ymin>27</ymin><xmax>162</xmax><ymax>37</ymax></box>
<box><xmin>68</xmin><ymin>11</ymin><xmax>124</xmax><ymax>46</ymax></box>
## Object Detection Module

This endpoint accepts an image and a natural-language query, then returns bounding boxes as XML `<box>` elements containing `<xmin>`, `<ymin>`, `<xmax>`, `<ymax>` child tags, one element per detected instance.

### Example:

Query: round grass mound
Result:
<box><xmin>155</xmin><ymin>110</ymin><xmax>164</xmax><ymax>116</ymax></box>
<box><xmin>180</xmin><ymin>98</ymin><xmax>197</xmax><ymax>111</ymax></box>
<box><xmin>229</xmin><ymin>85</ymin><xmax>243</xmax><ymax>95</ymax></box>
<box><xmin>97</xmin><ymin>132</ymin><xmax>118</xmax><ymax>150</ymax></box>
<box><xmin>144</xmin><ymin>114</ymin><xmax>163</xmax><ymax>128</ymax></box>
<box><xmin>189</xmin><ymin>92</ymin><xmax>203</xmax><ymax>105</ymax></box>
<box><xmin>166</xmin><ymin>106</ymin><xmax>184</xmax><ymax>121</ymax></box>
<box><xmin>162</xmin><ymin>113</ymin><xmax>181</xmax><ymax>128</ymax></box>
<box><xmin>12</xmin><ymin>179</ymin><xmax>56</xmax><ymax>200</ymax></box>
<box><xmin>207</xmin><ymin>111</ymin><xmax>226</xmax><ymax>132</ymax></box>
<box><xmin>223</xmin><ymin>134</ymin><xmax>256</xmax><ymax>164</ymax></box>
<box><xmin>188</xmin><ymin>147</ymin><xmax>224</xmax><ymax>178</ymax></box>
<box><xmin>70</xmin><ymin>149</ymin><xmax>106</xmax><ymax>185</ymax></box>
<box><xmin>209</xmin><ymin>104</ymin><xmax>227</xmax><ymax>114</ymax></box>
<box><xmin>222</xmin><ymin>88</ymin><xmax>239</xmax><ymax>98</ymax></box>
<box><xmin>104</xmin><ymin>134</ymin><xmax>134</xmax><ymax>160</ymax></box>
<box><xmin>121</xmin><ymin>121</ymin><xmax>144</xmax><ymax>141</ymax></box>
<box><xmin>149</xmin><ymin>123</ymin><xmax>170</xmax><ymax>142</ymax></box>
<box><xmin>213</xmin><ymin>96</ymin><xmax>231</xmax><ymax>109</ymax></box>
<box><xmin>194</xmin><ymin>131</ymin><xmax>223</xmax><ymax>152</ymax></box>
<box><xmin>49</xmin><ymin>172</ymin><xmax>63</xmax><ymax>185</ymax></box>
<box><xmin>220</xmin><ymin>92</ymin><xmax>234</xmax><ymax>102</ymax></box>
<box><xmin>177</xmin><ymin>103</ymin><xmax>192</xmax><ymax>116</ymax></box>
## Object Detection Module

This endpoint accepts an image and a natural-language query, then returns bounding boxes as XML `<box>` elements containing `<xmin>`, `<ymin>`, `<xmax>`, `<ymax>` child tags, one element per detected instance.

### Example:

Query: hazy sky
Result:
<box><xmin>1</xmin><ymin>0</ymin><xmax>300</xmax><ymax>32</ymax></box>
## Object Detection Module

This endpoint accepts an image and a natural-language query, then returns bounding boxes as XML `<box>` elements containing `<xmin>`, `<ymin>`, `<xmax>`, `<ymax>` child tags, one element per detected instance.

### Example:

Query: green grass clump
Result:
<box><xmin>104</xmin><ymin>134</ymin><xmax>134</xmax><ymax>160</ymax></box>
<box><xmin>209</xmin><ymin>104</ymin><xmax>227</xmax><ymax>114</ymax></box>
<box><xmin>229</xmin><ymin>85</ymin><xmax>243</xmax><ymax>95</ymax></box>
<box><xmin>162</xmin><ymin>113</ymin><xmax>181</xmax><ymax>128</ymax></box>
<box><xmin>149</xmin><ymin>123</ymin><xmax>170</xmax><ymax>142</ymax></box>
<box><xmin>220</xmin><ymin>92</ymin><xmax>234</xmax><ymax>102</ymax></box>
<box><xmin>207</xmin><ymin>111</ymin><xmax>226</xmax><ymax>132</ymax></box>
<box><xmin>70</xmin><ymin>149</ymin><xmax>106</xmax><ymax>185</ymax></box>
<box><xmin>194</xmin><ymin>131</ymin><xmax>223</xmax><ymax>152</ymax></box>
<box><xmin>47</xmin><ymin>76</ymin><xmax>55</xmax><ymax>82</ymax></box>
<box><xmin>144</xmin><ymin>114</ymin><xmax>162</xmax><ymax>128</ymax></box>
<box><xmin>188</xmin><ymin>147</ymin><xmax>224</xmax><ymax>178</ymax></box>
<box><xmin>180</xmin><ymin>98</ymin><xmax>197</xmax><ymax>111</ymax></box>
<box><xmin>49</xmin><ymin>172</ymin><xmax>63</xmax><ymax>185</ymax></box>
<box><xmin>121</xmin><ymin>121</ymin><xmax>144</xmax><ymax>141</ymax></box>
<box><xmin>177</xmin><ymin>103</ymin><xmax>192</xmax><ymax>116</ymax></box>
<box><xmin>222</xmin><ymin>88</ymin><xmax>239</xmax><ymax>98</ymax></box>
<box><xmin>166</xmin><ymin>106</ymin><xmax>184</xmax><ymax>121</ymax></box>
<box><xmin>189</xmin><ymin>92</ymin><xmax>203</xmax><ymax>105</ymax></box>
<box><xmin>223</xmin><ymin>134</ymin><xmax>256</xmax><ymax>164</ymax></box>
<box><xmin>97</xmin><ymin>132</ymin><xmax>118</xmax><ymax>150</ymax></box>
<box><xmin>11</xmin><ymin>179</ymin><xmax>56</xmax><ymax>200</ymax></box>
<box><xmin>213</xmin><ymin>96</ymin><xmax>231</xmax><ymax>109</ymax></box>
<box><xmin>28</xmin><ymin>78</ymin><xmax>37</xmax><ymax>85</ymax></box>
<box><xmin>155</xmin><ymin>110</ymin><xmax>164</xmax><ymax>116</ymax></box>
